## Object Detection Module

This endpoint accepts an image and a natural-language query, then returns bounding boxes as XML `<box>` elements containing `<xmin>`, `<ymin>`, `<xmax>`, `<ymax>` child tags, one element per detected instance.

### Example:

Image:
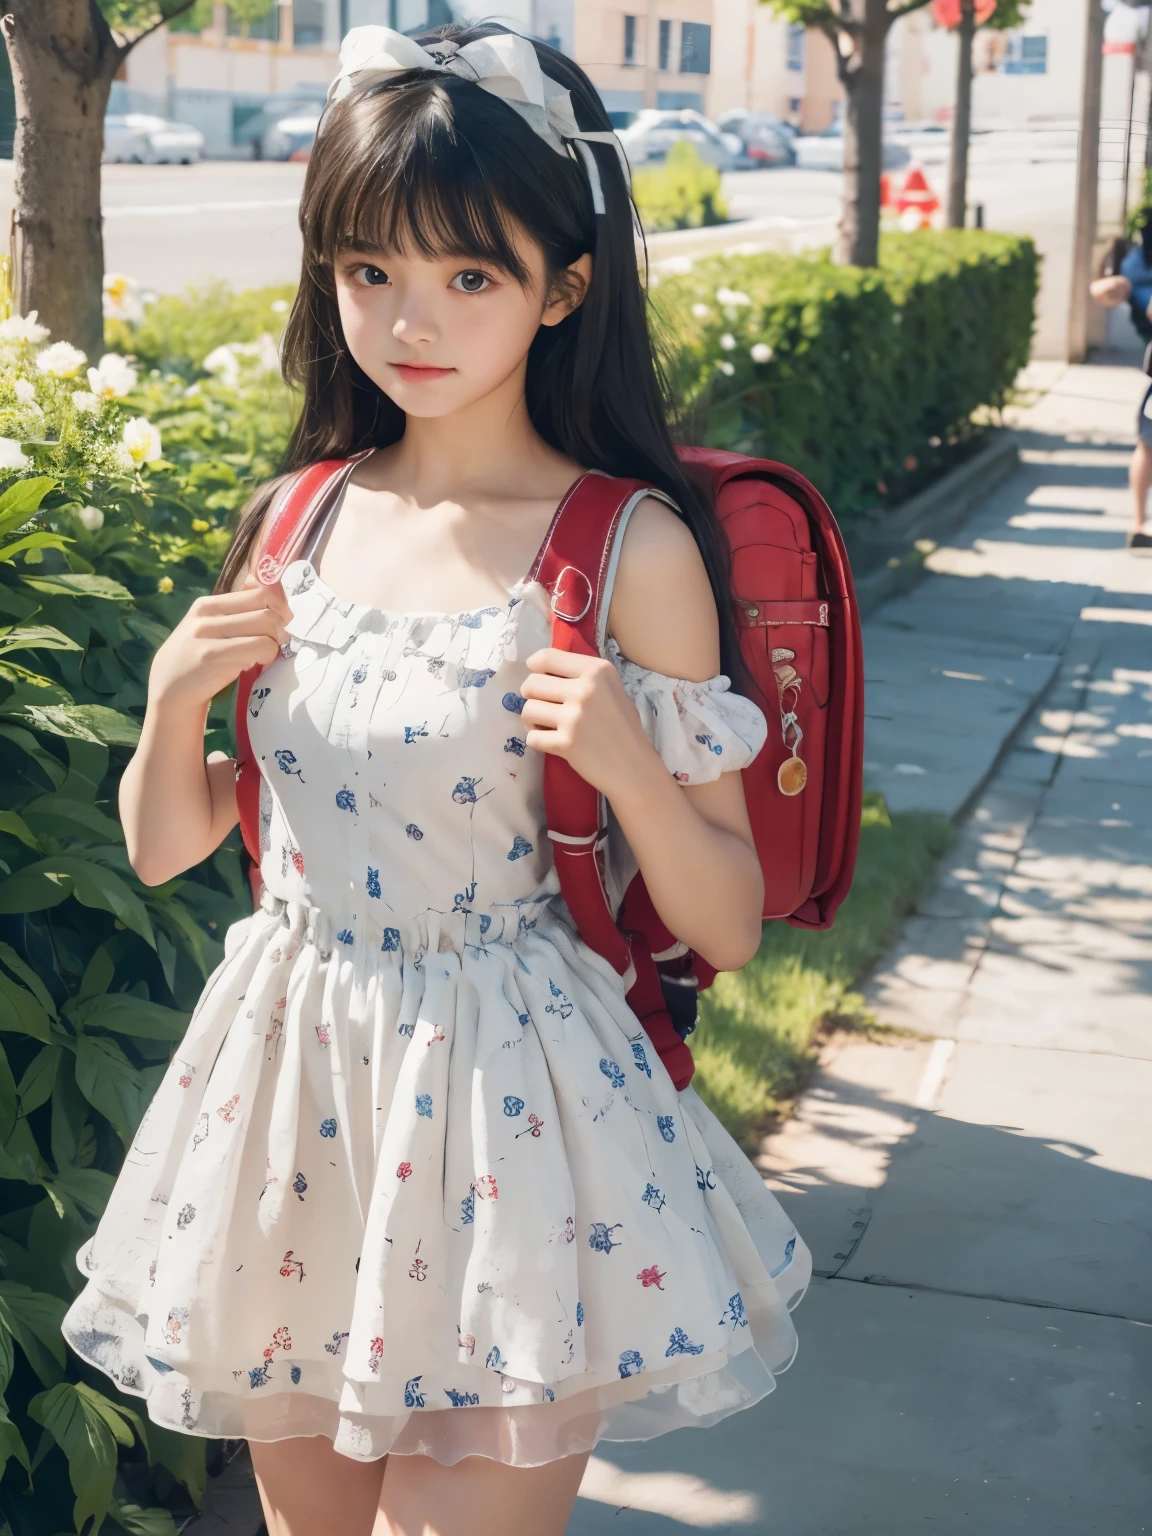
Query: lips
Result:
<box><xmin>390</xmin><ymin>362</ymin><xmax>454</xmax><ymax>380</ymax></box>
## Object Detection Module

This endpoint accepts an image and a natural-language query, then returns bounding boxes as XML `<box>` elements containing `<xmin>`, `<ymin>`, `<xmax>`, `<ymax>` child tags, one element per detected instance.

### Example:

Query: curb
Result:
<box><xmin>849</xmin><ymin>433</ymin><xmax>1020</xmax><ymax>620</ymax></box>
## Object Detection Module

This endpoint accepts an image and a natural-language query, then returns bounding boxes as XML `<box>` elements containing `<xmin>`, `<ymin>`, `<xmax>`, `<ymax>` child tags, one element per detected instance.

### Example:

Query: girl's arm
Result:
<box><xmin>520</xmin><ymin>498</ymin><xmax>764</xmax><ymax>973</ymax></box>
<box><xmin>119</xmin><ymin>575</ymin><xmax>291</xmax><ymax>886</ymax></box>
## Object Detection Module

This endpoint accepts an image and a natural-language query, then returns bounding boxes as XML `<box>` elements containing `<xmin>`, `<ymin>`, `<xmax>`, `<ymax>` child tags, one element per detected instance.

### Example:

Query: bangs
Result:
<box><xmin>303</xmin><ymin>77</ymin><xmax>535</xmax><ymax>285</ymax></box>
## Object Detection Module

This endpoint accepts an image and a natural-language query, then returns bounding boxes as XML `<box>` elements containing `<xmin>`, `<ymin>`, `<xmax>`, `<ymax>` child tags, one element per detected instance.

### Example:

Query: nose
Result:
<box><xmin>391</xmin><ymin>294</ymin><xmax>439</xmax><ymax>349</ymax></box>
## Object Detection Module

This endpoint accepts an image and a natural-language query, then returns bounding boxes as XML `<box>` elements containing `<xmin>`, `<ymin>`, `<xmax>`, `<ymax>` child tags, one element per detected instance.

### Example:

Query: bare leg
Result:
<box><xmin>1130</xmin><ymin>439</ymin><xmax>1152</xmax><ymax>532</ymax></box>
<box><xmin>374</xmin><ymin>1450</ymin><xmax>590</xmax><ymax>1536</ymax></box>
<box><xmin>249</xmin><ymin>1435</ymin><xmax>387</xmax><ymax>1536</ymax></box>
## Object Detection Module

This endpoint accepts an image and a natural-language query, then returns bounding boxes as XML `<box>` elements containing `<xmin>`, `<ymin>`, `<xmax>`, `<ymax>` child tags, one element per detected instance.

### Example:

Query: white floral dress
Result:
<box><xmin>61</xmin><ymin>541</ymin><xmax>811</xmax><ymax>1467</ymax></box>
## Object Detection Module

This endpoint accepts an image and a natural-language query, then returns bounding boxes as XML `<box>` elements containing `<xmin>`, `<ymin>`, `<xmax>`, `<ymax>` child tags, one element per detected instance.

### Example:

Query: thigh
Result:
<box><xmin>249</xmin><ymin>1435</ymin><xmax>387</xmax><ymax>1536</ymax></box>
<box><xmin>374</xmin><ymin>1450</ymin><xmax>590</xmax><ymax>1536</ymax></box>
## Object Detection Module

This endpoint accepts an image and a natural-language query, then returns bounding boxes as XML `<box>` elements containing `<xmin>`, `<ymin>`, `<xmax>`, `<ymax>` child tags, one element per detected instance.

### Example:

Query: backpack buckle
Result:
<box><xmin>550</xmin><ymin>565</ymin><xmax>593</xmax><ymax>623</ymax></box>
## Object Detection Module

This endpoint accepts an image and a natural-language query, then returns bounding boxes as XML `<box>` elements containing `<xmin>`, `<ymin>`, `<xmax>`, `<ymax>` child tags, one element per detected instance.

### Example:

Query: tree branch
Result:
<box><xmin>884</xmin><ymin>0</ymin><xmax>936</xmax><ymax>19</ymax></box>
<box><xmin>109</xmin><ymin>0</ymin><xmax>202</xmax><ymax>56</ymax></box>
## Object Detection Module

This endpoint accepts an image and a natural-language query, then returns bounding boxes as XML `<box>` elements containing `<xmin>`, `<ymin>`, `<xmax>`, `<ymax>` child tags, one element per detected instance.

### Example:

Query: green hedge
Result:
<box><xmin>652</xmin><ymin>230</ymin><xmax>1038</xmax><ymax>522</ymax></box>
<box><xmin>632</xmin><ymin>141</ymin><xmax>729</xmax><ymax>233</ymax></box>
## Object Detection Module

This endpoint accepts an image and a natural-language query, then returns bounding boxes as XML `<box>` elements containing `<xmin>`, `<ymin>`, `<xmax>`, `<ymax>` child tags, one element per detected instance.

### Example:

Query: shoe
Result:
<box><xmin>1127</xmin><ymin>529</ymin><xmax>1152</xmax><ymax>549</ymax></box>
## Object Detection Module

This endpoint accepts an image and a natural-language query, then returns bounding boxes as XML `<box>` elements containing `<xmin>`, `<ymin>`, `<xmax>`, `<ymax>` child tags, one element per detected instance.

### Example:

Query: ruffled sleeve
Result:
<box><xmin>607</xmin><ymin>637</ymin><xmax>769</xmax><ymax>786</ymax></box>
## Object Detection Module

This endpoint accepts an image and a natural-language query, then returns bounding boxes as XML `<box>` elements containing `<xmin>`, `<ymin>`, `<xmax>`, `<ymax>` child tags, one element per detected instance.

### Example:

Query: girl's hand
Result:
<box><xmin>520</xmin><ymin>647</ymin><xmax>658</xmax><ymax>797</ymax></box>
<box><xmin>148</xmin><ymin>574</ymin><xmax>292</xmax><ymax>710</ymax></box>
<box><xmin>1090</xmin><ymin>274</ymin><xmax>1131</xmax><ymax>307</ymax></box>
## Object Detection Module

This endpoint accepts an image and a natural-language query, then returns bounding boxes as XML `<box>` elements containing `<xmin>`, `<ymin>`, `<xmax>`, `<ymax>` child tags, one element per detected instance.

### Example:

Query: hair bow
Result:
<box><xmin>324</xmin><ymin>26</ymin><xmax>629</xmax><ymax>215</ymax></box>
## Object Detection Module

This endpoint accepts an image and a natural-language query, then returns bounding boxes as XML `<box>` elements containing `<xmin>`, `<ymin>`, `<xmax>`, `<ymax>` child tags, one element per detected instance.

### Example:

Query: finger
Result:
<box><xmin>196</xmin><ymin>610</ymin><xmax>288</xmax><ymax>643</ymax></box>
<box><xmin>519</xmin><ymin>672</ymin><xmax>577</xmax><ymax>704</ymax></box>
<box><xmin>519</xmin><ymin>698</ymin><xmax>565</xmax><ymax>731</ymax></box>
<box><xmin>205</xmin><ymin>635</ymin><xmax>281</xmax><ymax>673</ymax></box>
<box><xmin>524</xmin><ymin>646</ymin><xmax>598</xmax><ymax>677</ymax></box>
<box><xmin>524</xmin><ymin>727</ymin><xmax>567</xmax><ymax>756</ymax></box>
<box><xmin>202</xmin><ymin>584</ymin><xmax>286</xmax><ymax>617</ymax></box>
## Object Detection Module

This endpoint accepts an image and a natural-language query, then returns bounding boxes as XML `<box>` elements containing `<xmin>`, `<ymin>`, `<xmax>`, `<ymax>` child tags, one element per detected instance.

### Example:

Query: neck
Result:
<box><xmin>381</xmin><ymin>358</ymin><xmax>561</xmax><ymax>504</ymax></box>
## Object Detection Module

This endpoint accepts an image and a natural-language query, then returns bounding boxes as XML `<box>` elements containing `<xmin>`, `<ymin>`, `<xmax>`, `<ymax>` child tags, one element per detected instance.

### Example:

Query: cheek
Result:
<box><xmin>335</xmin><ymin>288</ymin><xmax>387</xmax><ymax>372</ymax></box>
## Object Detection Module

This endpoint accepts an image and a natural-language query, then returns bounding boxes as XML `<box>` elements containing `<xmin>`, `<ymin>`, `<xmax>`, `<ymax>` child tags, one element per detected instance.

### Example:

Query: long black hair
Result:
<box><xmin>218</xmin><ymin>20</ymin><xmax>744</xmax><ymax>685</ymax></box>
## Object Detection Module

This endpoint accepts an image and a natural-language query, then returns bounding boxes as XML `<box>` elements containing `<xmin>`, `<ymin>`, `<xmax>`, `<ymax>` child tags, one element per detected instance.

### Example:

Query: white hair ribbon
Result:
<box><xmin>323</xmin><ymin>26</ymin><xmax>629</xmax><ymax>216</ymax></box>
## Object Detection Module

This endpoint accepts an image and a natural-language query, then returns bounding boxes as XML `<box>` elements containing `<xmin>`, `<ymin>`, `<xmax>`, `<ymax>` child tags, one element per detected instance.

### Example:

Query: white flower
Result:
<box><xmin>87</xmin><ymin>353</ymin><xmax>138</xmax><ymax>399</ymax></box>
<box><xmin>121</xmin><ymin>416</ymin><xmax>162</xmax><ymax>466</ymax></box>
<box><xmin>0</xmin><ymin>437</ymin><xmax>29</xmax><ymax>469</ymax></box>
<box><xmin>271</xmin><ymin>298</ymin><xmax>290</xmax><ymax>314</ymax></box>
<box><xmin>103</xmin><ymin>273</ymin><xmax>145</xmax><ymax>324</ymax></box>
<box><xmin>661</xmin><ymin>256</ymin><xmax>695</xmax><ymax>275</ymax></box>
<box><xmin>36</xmin><ymin>342</ymin><xmax>87</xmax><ymax>378</ymax></box>
<box><xmin>716</xmin><ymin>287</ymin><xmax>751</xmax><ymax>307</ymax></box>
<box><xmin>71</xmin><ymin>390</ymin><xmax>101</xmax><ymax>414</ymax></box>
<box><xmin>13</xmin><ymin>378</ymin><xmax>35</xmax><ymax>404</ymax></box>
<box><xmin>202</xmin><ymin>344</ymin><xmax>241</xmax><ymax>388</ymax></box>
<box><xmin>184</xmin><ymin>382</ymin><xmax>202</xmax><ymax>398</ymax></box>
<box><xmin>719</xmin><ymin>333</ymin><xmax>737</xmax><ymax>351</ymax></box>
<box><xmin>0</xmin><ymin>311</ymin><xmax>49</xmax><ymax>345</ymax></box>
<box><xmin>750</xmin><ymin>342</ymin><xmax>774</xmax><ymax>364</ymax></box>
<box><xmin>77</xmin><ymin>505</ymin><xmax>105</xmax><ymax>532</ymax></box>
<box><xmin>716</xmin><ymin>360</ymin><xmax>735</xmax><ymax>377</ymax></box>
<box><xmin>691</xmin><ymin>303</ymin><xmax>711</xmax><ymax>319</ymax></box>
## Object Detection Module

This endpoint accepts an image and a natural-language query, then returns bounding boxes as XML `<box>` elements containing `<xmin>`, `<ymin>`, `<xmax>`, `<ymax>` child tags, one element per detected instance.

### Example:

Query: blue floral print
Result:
<box><xmin>507</xmin><ymin>835</ymin><xmax>533</xmax><ymax>861</ymax></box>
<box><xmin>504</xmin><ymin>736</ymin><xmax>526</xmax><ymax>756</ymax></box>
<box><xmin>545</xmin><ymin>980</ymin><xmax>572</xmax><ymax>1020</ymax></box>
<box><xmin>457</xmin><ymin>666</ymin><xmax>496</xmax><ymax>688</ymax></box>
<box><xmin>319</xmin><ymin>1117</ymin><xmax>337</xmax><ymax>1138</ymax></box>
<box><xmin>589</xmin><ymin>1222</ymin><xmax>622</xmax><ymax>1255</ymax></box>
<box><xmin>770</xmin><ymin>1235</ymin><xmax>797</xmax><ymax>1278</ymax></box>
<box><xmin>405</xmin><ymin>822</ymin><xmax>423</xmax><ymax>840</ymax></box>
<box><xmin>657</xmin><ymin>1115</ymin><xmax>676</xmax><ymax>1143</ymax></box>
<box><xmin>452</xmin><ymin>776</ymin><xmax>482</xmax><ymax>804</ymax></box>
<box><xmin>503</xmin><ymin>1096</ymin><xmax>525</xmax><ymax>1116</ymax></box>
<box><xmin>485</xmin><ymin>1345</ymin><xmax>504</xmax><ymax>1371</ymax></box>
<box><xmin>631</xmin><ymin>1042</ymin><xmax>652</xmax><ymax>1078</ymax></box>
<box><xmin>696</xmin><ymin>1164</ymin><xmax>717</xmax><ymax>1192</ymax></box>
<box><xmin>415</xmin><ymin>1093</ymin><xmax>433</xmax><ymax>1118</ymax></box>
<box><xmin>665</xmin><ymin>1328</ymin><xmax>705</xmax><ymax>1357</ymax></box>
<box><xmin>249</xmin><ymin>685</ymin><xmax>271</xmax><ymax>718</ymax></box>
<box><xmin>445</xmin><ymin>1388</ymin><xmax>480</xmax><ymax>1406</ymax></box>
<box><xmin>290</xmin><ymin>1364</ymin><xmax>302</xmax><ymax>1383</ymax></box>
<box><xmin>404</xmin><ymin>1376</ymin><xmax>425</xmax><ymax>1407</ymax></box>
<box><xmin>720</xmin><ymin>1292</ymin><xmax>749</xmax><ymax>1330</ymax></box>
<box><xmin>576</xmin><ymin>1302</ymin><xmax>584</xmax><ymax>1326</ymax></box>
<box><xmin>694</xmin><ymin>732</ymin><xmax>723</xmax><ymax>755</ymax></box>
<box><xmin>501</xmin><ymin>691</ymin><xmax>526</xmax><ymax>714</ymax></box>
<box><xmin>641</xmin><ymin>1183</ymin><xmax>666</xmax><ymax>1212</ymax></box>
<box><xmin>336</xmin><ymin>928</ymin><xmax>354</xmax><ymax>945</ymax></box>
<box><xmin>600</xmin><ymin>1058</ymin><xmax>625</xmax><ymax>1089</ymax></box>
<box><xmin>335</xmin><ymin>787</ymin><xmax>357</xmax><ymax>813</ymax></box>
<box><xmin>275</xmin><ymin>748</ymin><xmax>304</xmax><ymax>781</ymax></box>
<box><xmin>366</xmin><ymin>867</ymin><xmax>381</xmax><ymax>899</ymax></box>
<box><xmin>618</xmin><ymin>1350</ymin><xmax>644</xmax><ymax>1379</ymax></box>
<box><xmin>461</xmin><ymin>1189</ymin><xmax>475</xmax><ymax>1225</ymax></box>
<box><xmin>381</xmin><ymin>928</ymin><xmax>401</xmax><ymax>951</ymax></box>
<box><xmin>293</xmin><ymin>1172</ymin><xmax>307</xmax><ymax>1200</ymax></box>
<box><xmin>404</xmin><ymin>723</ymin><xmax>428</xmax><ymax>743</ymax></box>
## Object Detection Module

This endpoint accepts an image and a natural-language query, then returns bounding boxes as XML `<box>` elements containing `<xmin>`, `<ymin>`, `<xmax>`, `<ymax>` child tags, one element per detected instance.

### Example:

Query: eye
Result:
<box><xmin>450</xmin><ymin>270</ymin><xmax>491</xmax><ymax>294</ymax></box>
<box><xmin>353</xmin><ymin>264</ymin><xmax>389</xmax><ymax>287</ymax></box>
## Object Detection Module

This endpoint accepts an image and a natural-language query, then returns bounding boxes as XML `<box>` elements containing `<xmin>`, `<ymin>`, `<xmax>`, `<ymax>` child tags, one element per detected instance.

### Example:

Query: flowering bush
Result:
<box><xmin>632</xmin><ymin>141</ymin><xmax>729</xmax><ymax>233</ymax></box>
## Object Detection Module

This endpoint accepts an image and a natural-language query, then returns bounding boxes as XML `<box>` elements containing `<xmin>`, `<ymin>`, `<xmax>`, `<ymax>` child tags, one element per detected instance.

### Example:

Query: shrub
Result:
<box><xmin>632</xmin><ymin>141</ymin><xmax>729</xmax><ymax>233</ymax></box>
<box><xmin>651</xmin><ymin>230</ymin><xmax>1038</xmax><ymax>522</ymax></box>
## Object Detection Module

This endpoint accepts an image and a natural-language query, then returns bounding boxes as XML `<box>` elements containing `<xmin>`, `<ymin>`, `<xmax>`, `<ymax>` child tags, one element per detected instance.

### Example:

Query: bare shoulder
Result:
<box><xmin>606</xmin><ymin>495</ymin><xmax>721</xmax><ymax>682</ymax></box>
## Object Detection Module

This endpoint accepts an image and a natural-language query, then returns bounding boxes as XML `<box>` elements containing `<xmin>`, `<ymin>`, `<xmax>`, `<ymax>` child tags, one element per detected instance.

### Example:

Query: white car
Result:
<box><xmin>616</xmin><ymin>109</ymin><xmax>743</xmax><ymax>170</ymax></box>
<box><xmin>260</xmin><ymin>111</ymin><xmax>322</xmax><ymax>162</ymax></box>
<box><xmin>794</xmin><ymin>122</ymin><xmax>911</xmax><ymax>172</ymax></box>
<box><xmin>104</xmin><ymin>114</ymin><xmax>205</xmax><ymax>165</ymax></box>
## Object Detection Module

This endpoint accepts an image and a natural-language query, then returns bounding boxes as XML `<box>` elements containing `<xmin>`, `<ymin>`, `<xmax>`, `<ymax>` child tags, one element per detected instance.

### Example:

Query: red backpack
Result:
<box><xmin>234</xmin><ymin>448</ymin><xmax>864</xmax><ymax>1092</ymax></box>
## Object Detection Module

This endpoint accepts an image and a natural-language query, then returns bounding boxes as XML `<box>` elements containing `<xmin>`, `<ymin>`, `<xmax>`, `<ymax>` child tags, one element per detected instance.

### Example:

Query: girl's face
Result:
<box><xmin>333</xmin><ymin>228</ymin><xmax>590</xmax><ymax>420</ymax></box>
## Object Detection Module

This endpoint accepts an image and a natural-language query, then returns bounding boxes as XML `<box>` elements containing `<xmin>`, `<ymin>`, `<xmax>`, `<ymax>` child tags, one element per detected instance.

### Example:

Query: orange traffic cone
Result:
<box><xmin>893</xmin><ymin>165</ymin><xmax>940</xmax><ymax>229</ymax></box>
<box><xmin>880</xmin><ymin>171</ymin><xmax>892</xmax><ymax>209</ymax></box>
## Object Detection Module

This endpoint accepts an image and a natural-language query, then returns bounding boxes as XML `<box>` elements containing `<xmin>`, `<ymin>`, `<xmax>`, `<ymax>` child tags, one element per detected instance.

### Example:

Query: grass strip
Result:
<box><xmin>693</xmin><ymin>793</ymin><xmax>954</xmax><ymax>1147</ymax></box>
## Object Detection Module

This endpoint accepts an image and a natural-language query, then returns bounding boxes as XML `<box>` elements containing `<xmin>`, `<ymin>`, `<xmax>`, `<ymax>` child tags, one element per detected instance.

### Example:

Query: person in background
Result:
<box><xmin>1091</xmin><ymin>218</ymin><xmax>1152</xmax><ymax>551</ymax></box>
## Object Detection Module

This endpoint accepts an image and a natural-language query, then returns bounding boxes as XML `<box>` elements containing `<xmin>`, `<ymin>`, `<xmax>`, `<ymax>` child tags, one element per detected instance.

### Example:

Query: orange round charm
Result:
<box><xmin>777</xmin><ymin>756</ymin><xmax>807</xmax><ymax>797</ymax></box>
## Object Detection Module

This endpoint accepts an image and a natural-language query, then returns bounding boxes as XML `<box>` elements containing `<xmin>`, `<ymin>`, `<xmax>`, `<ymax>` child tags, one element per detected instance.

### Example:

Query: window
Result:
<box><xmin>680</xmin><ymin>21</ymin><xmax>711</xmax><ymax>75</ymax></box>
<box><xmin>659</xmin><ymin>19</ymin><xmax>672</xmax><ymax>72</ymax></box>
<box><xmin>228</xmin><ymin>2</ymin><xmax>280</xmax><ymax>39</ymax></box>
<box><xmin>624</xmin><ymin>14</ymin><xmax>638</xmax><ymax>66</ymax></box>
<box><xmin>787</xmin><ymin>23</ymin><xmax>805</xmax><ymax>73</ymax></box>
<box><xmin>1004</xmin><ymin>34</ymin><xmax>1047</xmax><ymax>74</ymax></box>
<box><xmin>428</xmin><ymin>0</ymin><xmax>453</xmax><ymax>24</ymax></box>
<box><xmin>293</xmin><ymin>0</ymin><xmax>324</xmax><ymax>47</ymax></box>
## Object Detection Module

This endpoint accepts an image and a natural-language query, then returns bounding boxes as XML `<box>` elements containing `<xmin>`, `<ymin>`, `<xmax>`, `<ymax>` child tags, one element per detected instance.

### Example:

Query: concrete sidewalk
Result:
<box><xmin>569</xmin><ymin>364</ymin><xmax>1152</xmax><ymax>1534</ymax></box>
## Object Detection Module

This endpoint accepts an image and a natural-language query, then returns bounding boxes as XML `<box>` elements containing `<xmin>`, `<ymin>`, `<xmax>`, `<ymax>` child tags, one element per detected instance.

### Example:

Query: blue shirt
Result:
<box><xmin>1121</xmin><ymin>243</ymin><xmax>1152</xmax><ymax>318</ymax></box>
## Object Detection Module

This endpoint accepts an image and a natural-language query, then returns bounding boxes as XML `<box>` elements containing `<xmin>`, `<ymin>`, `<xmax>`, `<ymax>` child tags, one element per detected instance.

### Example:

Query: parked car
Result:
<box><xmin>259</xmin><ymin>109</ymin><xmax>321</xmax><ymax>162</ymax></box>
<box><xmin>615</xmin><ymin>109</ymin><xmax>743</xmax><ymax>170</ymax></box>
<box><xmin>793</xmin><ymin>121</ymin><xmax>911</xmax><ymax>171</ymax></box>
<box><xmin>715</xmin><ymin>111</ymin><xmax>797</xmax><ymax>168</ymax></box>
<box><xmin>103</xmin><ymin>114</ymin><xmax>205</xmax><ymax>165</ymax></box>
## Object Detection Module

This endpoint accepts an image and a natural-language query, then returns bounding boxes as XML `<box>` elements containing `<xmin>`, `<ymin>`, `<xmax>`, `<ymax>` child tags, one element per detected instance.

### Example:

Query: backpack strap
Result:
<box><xmin>535</xmin><ymin>473</ymin><xmax>696</xmax><ymax>1090</ymax></box>
<box><xmin>234</xmin><ymin>454</ymin><xmax>367</xmax><ymax>885</ymax></box>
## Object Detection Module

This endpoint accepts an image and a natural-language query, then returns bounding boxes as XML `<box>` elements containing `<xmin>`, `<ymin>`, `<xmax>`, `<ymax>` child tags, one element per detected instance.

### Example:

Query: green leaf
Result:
<box><xmin>0</xmin><ymin>1281</ymin><xmax>67</xmax><ymax>1386</ymax></box>
<box><xmin>0</xmin><ymin>723</ymin><xmax>66</xmax><ymax>787</ymax></box>
<box><xmin>0</xmin><ymin>966</ymin><xmax>54</xmax><ymax>1042</ymax></box>
<box><xmin>78</xmin><ymin>942</ymin><xmax>116</xmax><ymax>1002</ymax></box>
<box><xmin>62</xmin><ymin>738</ymin><xmax>110</xmax><ymax>801</ymax></box>
<box><xmin>0</xmin><ymin>809</ymin><xmax>41</xmax><ymax>851</ymax></box>
<box><xmin>0</xmin><ymin>624</ymin><xmax>82</xmax><ymax>657</ymax></box>
<box><xmin>109</xmin><ymin>1500</ymin><xmax>179</xmax><ymax>1536</ymax></box>
<box><xmin>73</xmin><ymin>1035</ymin><xmax>147</xmax><ymax>1145</ymax></box>
<box><xmin>27</xmin><ymin>1380</ymin><xmax>122</xmax><ymax>1536</ymax></box>
<box><xmin>0</xmin><ymin>1039</ymin><xmax>16</xmax><ymax>1142</ymax></box>
<box><xmin>66</xmin><ymin>993</ymin><xmax>190</xmax><ymax>1041</ymax></box>
<box><xmin>144</xmin><ymin>1422</ymin><xmax>208</xmax><ymax>1511</ymax></box>
<box><xmin>17</xmin><ymin>702</ymin><xmax>142</xmax><ymax>747</ymax></box>
<box><xmin>22</xmin><ymin>572</ymin><xmax>133</xmax><ymax>602</ymax></box>
<box><xmin>22</xmin><ymin>795</ymin><xmax>122</xmax><ymax>843</ymax></box>
<box><xmin>15</xmin><ymin>1045</ymin><xmax>57</xmax><ymax>1118</ymax></box>
<box><xmin>0</xmin><ymin>477</ymin><xmax>53</xmax><ymax>540</ymax></box>
<box><xmin>0</xmin><ymin>856</ymin><xmax>154</xmax><ymax>945</ymax></box>
<box><xmin>42</xmin><ymin>1162</ymin><xmax>114</xmax><ymax>1223</ymax></box>
<box><xmin>0</xmin><ymin>530</ymin><xmax>73</xmax><ymax>563</ymax></box>
<box><xmin>0</xmin><ymin>1399</ymin><xmax>31</xmax><ymax>1485</ymax></box>
<box><xmin>0</xmin><ymin>940</ymin><xmax>58</xmax><ymax>1017</ymax></box>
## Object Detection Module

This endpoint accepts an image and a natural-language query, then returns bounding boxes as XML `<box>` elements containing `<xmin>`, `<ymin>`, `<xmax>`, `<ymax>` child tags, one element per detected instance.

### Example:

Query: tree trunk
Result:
<box><xmin>3</xmin><ymin>3</ymin><xmax>120</xmax><ymax>361</ymax></box>
<box><xmin>835</xmin><ymin>0</ymin><xmax>888</xmax><ymax>268</ymax></box>
<box><xmin>946</xmin><ymin>0</ymin><xmax>975</xmax><ymax>229</ymax></box>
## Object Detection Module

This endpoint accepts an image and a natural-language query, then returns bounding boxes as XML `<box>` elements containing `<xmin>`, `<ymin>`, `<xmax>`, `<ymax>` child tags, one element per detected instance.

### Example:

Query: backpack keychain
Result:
<box><xmin>772</xmin><ymin>646</ymin><xmax>807</xmax><ymax>797</ymax></box>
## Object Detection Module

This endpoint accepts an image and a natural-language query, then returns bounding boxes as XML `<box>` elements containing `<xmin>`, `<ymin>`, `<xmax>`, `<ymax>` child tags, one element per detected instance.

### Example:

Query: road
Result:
<box><xmin>0</xmin><ymin>142</ymin><xmax>1078</xmax><ymax>357</ymax></box>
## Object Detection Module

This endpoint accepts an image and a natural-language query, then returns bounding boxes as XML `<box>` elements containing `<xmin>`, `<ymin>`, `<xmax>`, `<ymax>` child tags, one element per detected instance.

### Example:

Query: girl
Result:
<box><xmin>62</xmin><ymin>23</ymin><xmax>809</xmax><ymax>1536</ymax></box>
